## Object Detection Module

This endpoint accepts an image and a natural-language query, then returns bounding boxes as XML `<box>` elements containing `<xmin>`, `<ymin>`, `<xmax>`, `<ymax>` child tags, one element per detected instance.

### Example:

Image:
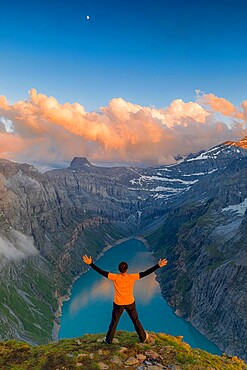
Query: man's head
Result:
<box><xmin>118</xmin><ymin>261</ymin><xmax>128</xmax><ymax>273</ymax></box>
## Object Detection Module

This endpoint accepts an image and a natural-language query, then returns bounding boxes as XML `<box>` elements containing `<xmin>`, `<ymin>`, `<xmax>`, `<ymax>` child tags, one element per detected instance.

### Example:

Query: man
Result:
<box><xmin>82</xmin><ymin>254</ymin><xmax>168</xmax><ymax>344</ymax></box>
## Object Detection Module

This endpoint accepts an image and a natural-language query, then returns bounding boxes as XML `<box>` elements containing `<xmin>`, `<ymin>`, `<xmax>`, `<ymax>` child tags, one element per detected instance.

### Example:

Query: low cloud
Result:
<box><xmin>0</xmin><ymin>229</ymin><xmax>38</xmax><ymax>262</ymax></box>
<box><xmin>0</xmin><ymin>89</ymin><xmax>247</xmax><ymax>167</ymax></box>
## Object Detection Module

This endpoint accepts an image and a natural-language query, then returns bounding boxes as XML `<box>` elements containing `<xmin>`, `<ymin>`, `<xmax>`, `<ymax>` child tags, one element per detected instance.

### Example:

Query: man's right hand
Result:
<box><xmin>82</xmin><ymin>255</ymin><xmax>92</xmax><ymax>265</ymax></box>
<box><xmin>158</xmin><ymin>258</ymin><xmax>168</xmax><ymax>267</ymax></box>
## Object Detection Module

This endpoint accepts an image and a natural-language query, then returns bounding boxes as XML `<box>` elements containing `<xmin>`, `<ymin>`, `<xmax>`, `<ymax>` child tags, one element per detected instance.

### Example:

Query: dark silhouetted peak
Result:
<box><xmin>186</xmin><ymin>150</ymin><xmax>205</xmax><ymax>160</ymax></box>
<box><xmin>174</xmin><ymin>154</ymin><xmax>184</xmax><ymax>161</ymax></box>
<box><xmin>69</xmin><ymin>157</ymin><xmax>92</xmax><ymax>170</ymax></box>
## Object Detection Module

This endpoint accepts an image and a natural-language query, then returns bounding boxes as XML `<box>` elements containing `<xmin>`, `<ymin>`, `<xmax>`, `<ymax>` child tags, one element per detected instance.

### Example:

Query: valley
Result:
<box><xmin>0</xmin><ymin>137</ymin><xmax>247</xmax><ymax>360</ymax></box>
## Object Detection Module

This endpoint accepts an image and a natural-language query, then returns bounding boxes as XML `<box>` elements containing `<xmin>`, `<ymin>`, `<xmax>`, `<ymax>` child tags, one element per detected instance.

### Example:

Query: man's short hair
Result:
<box><xmin>118</xmin><ymin>261</ymin><xmax>128</xmax><ymax>273</ymax></box>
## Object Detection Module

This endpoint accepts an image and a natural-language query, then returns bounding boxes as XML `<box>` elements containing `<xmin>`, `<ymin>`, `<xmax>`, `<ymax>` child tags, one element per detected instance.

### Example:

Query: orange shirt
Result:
<box><xmin>108</xmin><ymin>272</ymin><xmax>140</xmax><ymax>305</ymax></box>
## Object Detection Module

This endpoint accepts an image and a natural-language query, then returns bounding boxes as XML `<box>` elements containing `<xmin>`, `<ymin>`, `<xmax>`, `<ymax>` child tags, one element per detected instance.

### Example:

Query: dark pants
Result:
<box><xmin>105</xmin><ymin>301</ymin><xmax>146</xmax><ymax>343</ymax></box>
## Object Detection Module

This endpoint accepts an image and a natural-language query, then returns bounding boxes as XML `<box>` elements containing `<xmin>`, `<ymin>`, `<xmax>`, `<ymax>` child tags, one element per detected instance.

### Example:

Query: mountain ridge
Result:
<box><xmin>0</xmin><ymin>136</ymin><xmax>247</xmax><ymax>360</ymax></box>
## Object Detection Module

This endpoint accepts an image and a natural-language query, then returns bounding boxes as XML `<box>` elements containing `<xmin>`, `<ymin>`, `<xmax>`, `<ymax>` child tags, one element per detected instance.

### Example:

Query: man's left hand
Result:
<box><xmin>158</xmin><ymin>258</ymin><xmax>168</xmax><ymax>267</ymax></box>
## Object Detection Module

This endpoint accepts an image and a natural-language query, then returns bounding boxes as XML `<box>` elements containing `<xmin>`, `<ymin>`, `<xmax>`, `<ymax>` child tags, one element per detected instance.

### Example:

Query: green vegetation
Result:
<box><xmin>175</xmin><ymin>274</ymin><xmax>193</xmax><ymax>292</ymax></box>
<box><xmin>0</xmin><ymin>258</ymin><xmax>56</xmax><ymax>345</ymax></box>
<box><xmin>0</xmin><ymin>331</ymin><xmax>246</xmax><ymax>370</ymax></box>
<box><xmin>0</xmin><ymin>220</ymin><xmax>133</xmax><ymax>347</ymax></box>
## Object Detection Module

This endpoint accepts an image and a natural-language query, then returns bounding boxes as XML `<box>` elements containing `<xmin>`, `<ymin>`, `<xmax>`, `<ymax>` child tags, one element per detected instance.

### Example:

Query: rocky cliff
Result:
<box><xmin>145</xmin><ymin>156</ymin><xmax>247</xmax><ymax>360</ymax></box>
<box><xmin>0</xmin><ymin>158</ymin><xmax>140</xmax><ymax>344</ymax></box>
<box><xmin>0</xmin><ymin>137</ymin><xmax>247</xmax><ymax>360</ymax></box>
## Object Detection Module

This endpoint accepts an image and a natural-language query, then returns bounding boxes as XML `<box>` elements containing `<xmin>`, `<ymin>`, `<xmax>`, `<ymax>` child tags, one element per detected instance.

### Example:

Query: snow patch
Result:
<box><xmin>182</xmin><ymin>169</ymin><xmax>218</xmax><ymax>177</ymax></box>
<box><xmin>156</xmin><ymin>168</ymin><xmax>172</xmax><ymax>172</ymax></box>
<box><xmin>222</xmin><ymin>198</ymin><xmax>247</xmax><ymax>216</ymax></box>
<box><xmin>187</xmin><ymin>146</ymin><xmax>222</xmax><ymax>161</ymax></box>
<box><xmin>182</xmin><ymin>172</ymin><xmax>206</xmax><ymax>177</ymax></box>
<box><xmin>149</xmin><ymin>186</ymin><xmax>182</xmax><ymax>193</ymax></box>
<box><xmin>153</xmin><ymin>193</ymin><xmax>167</xmax><ymax>199</ymax></box>
<box><xmin>138</xmin><ymin>175</ymin><xmax>198</xmax><ymax>185</ymax></box>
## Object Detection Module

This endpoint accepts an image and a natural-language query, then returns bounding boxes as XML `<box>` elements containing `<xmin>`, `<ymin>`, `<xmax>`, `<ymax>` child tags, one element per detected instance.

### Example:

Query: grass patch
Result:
<box><xmin>0</xmin><ymin>332</ymin><xmax>246</xmax><ymax>370</ymax></box>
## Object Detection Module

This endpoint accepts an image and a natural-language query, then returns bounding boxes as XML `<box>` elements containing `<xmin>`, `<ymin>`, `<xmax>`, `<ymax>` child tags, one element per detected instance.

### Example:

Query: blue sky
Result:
<box><xmin>1</xmin><ymin>0</ymin><xmax>247</xmax><ymax>111</ymax></box>
<box><xmin>1</xmin><ymin>0</ymin><xmax>247</xmax><ymax>167</ymax></box>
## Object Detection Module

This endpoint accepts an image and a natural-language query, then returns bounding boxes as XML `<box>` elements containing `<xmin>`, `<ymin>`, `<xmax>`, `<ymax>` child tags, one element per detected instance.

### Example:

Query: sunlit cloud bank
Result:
<box><xmin>0</xmin><ymin>89</ymin><xmax>247</xmax><ymax>167</ymax></box>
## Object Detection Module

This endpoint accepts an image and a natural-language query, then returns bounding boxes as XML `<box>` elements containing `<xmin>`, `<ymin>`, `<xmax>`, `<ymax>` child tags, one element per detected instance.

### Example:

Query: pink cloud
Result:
<box><xmin>198</xmin><ymin>93</ymin><xmax>242</xmax><ymax>119</ymax></box>
<box><xmin>0</xmin><ymin>89</ymin><xmax>246</xmax><ymax>166</ymax></box>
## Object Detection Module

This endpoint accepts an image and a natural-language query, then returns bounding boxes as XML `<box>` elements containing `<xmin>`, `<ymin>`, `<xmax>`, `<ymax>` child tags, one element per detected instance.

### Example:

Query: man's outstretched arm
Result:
<box><xmin>82</xmin><ymin>255</ymin><xmax>109</xmax><ymax>278</ymax></box>
<box><xmin>139</xmin><ymin>258</ymin><xmax>168</xmax><ymax>279</ymax></box>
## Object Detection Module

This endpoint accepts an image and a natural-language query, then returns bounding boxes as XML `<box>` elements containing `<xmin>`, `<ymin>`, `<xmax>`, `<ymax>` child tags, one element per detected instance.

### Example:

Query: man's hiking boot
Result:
<box><xmin>142</xmin><ymin>332</ymin><xmax>149</xmax><ymax>343</ymax></box>
<box><xmin>104</xmin><ymin>337</ymin><xmax>112</xmax><ymax>344</ymax></box>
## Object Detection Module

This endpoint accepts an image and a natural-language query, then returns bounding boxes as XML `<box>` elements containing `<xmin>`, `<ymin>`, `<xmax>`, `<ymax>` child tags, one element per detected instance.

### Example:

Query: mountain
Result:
<box><xmin>0</xmin><ymin>158</ymin><xmax>141</xmax><ymax>344</ymax></box>
<box><xmin>1</xmin><ymin>331</ymin><xmax>246</xmax><ymax>370</ymax></box>
<box><xmin>0</xmin><ymin>137</ymin><xmax>247</xmax><ymax>360</ymax></box>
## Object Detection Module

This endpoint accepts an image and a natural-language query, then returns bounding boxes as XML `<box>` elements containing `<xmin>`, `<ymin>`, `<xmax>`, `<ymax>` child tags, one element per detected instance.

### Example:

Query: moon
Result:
<box><xmin>86</xmin><ymin>15</ymin><xmax>90</xmax><ymax>20</ymax></box>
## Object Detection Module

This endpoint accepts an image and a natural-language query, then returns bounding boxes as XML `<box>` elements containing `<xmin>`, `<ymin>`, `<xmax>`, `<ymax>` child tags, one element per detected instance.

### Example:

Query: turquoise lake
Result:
<box><xmin>59</xmin><ymin>238</ymin><xmax>221</xmax><ymax>355</ymax></box>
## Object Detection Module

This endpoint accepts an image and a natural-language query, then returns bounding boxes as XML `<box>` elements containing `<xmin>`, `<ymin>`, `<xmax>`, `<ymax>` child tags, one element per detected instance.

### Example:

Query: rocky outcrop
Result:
<box><xmin>1</xmin><ymin>332</ymin><xmax>246</xmax><ymax>369</ymax></box>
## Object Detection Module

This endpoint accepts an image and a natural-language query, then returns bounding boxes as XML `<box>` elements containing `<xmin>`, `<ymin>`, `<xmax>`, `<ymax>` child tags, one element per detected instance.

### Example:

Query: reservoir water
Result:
<box><xmin>59</xmin><ymin>239</ymin><xmax>220</xmax><ymax>355</ymax></box>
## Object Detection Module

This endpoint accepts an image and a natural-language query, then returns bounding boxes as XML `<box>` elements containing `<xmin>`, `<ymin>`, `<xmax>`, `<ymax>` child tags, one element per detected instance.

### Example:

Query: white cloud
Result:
<box><xmin>0</xmin><ymin>229</ymin><xmax>38</xmax><ymax>262</ymax></box>
<box><xmin>0</xmin><ymin>89</ymin><xmax>246</xmax><ymax>166</ymax></box>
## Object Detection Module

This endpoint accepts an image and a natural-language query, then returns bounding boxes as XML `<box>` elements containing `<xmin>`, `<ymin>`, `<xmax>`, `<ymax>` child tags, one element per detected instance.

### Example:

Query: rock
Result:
<box><xmin>146</xmin><ymin>334</ymin><xmax>156</xmax><ymax>345</ymax></box>
<box><xmin>119</xmin><ymin>346</ymin><xmax>128</xmax><ymax>354</ymax></box>
<box><xmin>125</xmin><ymin>356</ymin><xmax>139</xmax><ymax>365</ymax></box>
<box><xmin>168</xmin><ymin>365</ymin><xmax>183</xmax><ymax>370</ymax></box>
<box><xmin>136</xmin><ymin>353</ymin><xmax>147</xmax><ymax>361</ymax></box>
<box><xmin>175</xmin><ymin>309</ymin><xmax>183</xmax><ymax>317</ymax></box>
<box><xmin>75</xmin><ymin>339</ymin><xmax>82</xmax><ymax>345</ymax></box>
<box><xmin>89</xmin><ymin>353</ymin><xmax>94</xmax><ymax>359</ymax></box>
<box><xmin>97</xmin><ymin>337</ymin><xmax>119</xmax><ymax>343</ymax></box>
<box><xmin>98</xmin><ymin>362</ymin><xmax>109</xmax><ymax>369</ymax></box>
<box><xmin>76</xmin><ymin>363</ymin><xmax>83</xmax><ymax>367</ymax></box>
<box><xmin>77</xmin><ymin>353</ymin><xmax>87</xmax><ymax>358</ymax></box>
<box><xmin>147</xmin><ymin>366</ymin><xmax>163</xmax><ymax>370</ymax></box>
<box><xmin>66</xmin><ymin>353</ymin><xmax>74</xmax><ymax>358</ymax></box>
<box><xmin>110</xmin><ymin>355</ymin><xmax>123</xmax><ymax>365</ymax></box>
<box><xmin>145</xmin><ymin>350</ymin><xmax>159</xmax><ymax>359</ymax></box>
